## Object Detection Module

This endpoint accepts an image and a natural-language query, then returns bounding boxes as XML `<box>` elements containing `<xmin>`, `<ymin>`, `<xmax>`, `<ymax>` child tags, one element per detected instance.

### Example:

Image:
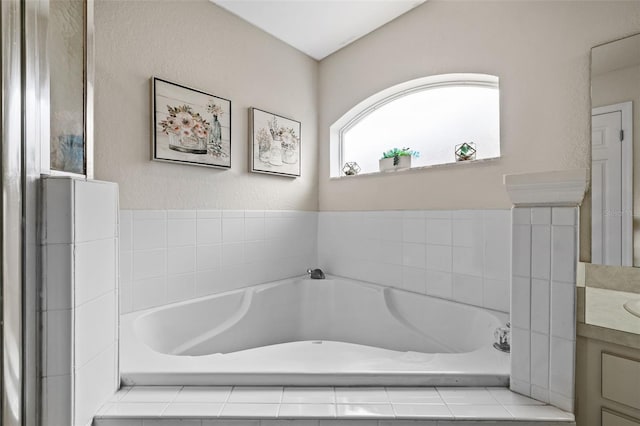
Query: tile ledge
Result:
<box><xmin>503</xmin><ymin>169</ymin><xmax>588</xmax><ymax>207</ymax></box>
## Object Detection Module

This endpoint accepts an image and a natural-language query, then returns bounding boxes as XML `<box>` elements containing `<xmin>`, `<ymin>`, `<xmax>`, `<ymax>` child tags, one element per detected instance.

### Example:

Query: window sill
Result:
<box><xmin>330</xmin><ymin>156</ymin><xmax>500</xmax><ymax>180</ymax></box>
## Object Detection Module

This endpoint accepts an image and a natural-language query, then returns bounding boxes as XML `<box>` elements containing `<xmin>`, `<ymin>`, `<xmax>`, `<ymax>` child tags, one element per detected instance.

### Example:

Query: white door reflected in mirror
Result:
<box><xmin>591</xmin><ymin>103</ymin><xmax>632</xmax><ymax>266</ymax></box>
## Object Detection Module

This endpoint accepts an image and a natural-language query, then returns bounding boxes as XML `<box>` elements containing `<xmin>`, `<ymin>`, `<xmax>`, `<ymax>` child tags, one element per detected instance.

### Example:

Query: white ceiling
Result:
<box><xmin>210</xmin><ymin>0</ymin><xmax>426</xmax><ymax>60</ymax></box>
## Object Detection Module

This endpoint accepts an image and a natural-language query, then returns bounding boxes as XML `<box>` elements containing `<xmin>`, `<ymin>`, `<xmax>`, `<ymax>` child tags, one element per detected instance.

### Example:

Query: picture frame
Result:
<box><xmin>250</xmin><ymin>107</ymin><xmax>301</xmax><ymax>177</ymax></box>
<box><xmin>152</xmin><ymin>77</ymin><xmax>231</xmax><ymax>169</ymax></box>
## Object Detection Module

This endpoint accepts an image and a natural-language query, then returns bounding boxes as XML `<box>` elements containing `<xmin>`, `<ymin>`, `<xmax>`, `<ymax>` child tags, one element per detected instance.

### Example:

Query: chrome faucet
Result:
<box><xmin>307</xmin><ymin>268</ymin><xmax>326</xmax><ymax>279</ymax></box>
<box><xmin>493</xmin><ymin>322</ymin><xmax>511</xmax><ymax>353</ymax></box>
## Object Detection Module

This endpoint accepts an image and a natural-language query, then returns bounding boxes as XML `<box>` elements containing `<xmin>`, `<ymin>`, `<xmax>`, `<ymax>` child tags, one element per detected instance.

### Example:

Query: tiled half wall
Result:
<box><xmin>120</xmin><ymin>209</ymin><xmax>511</xmax><ymax>315</ymax></box>
<box><xmin>119</xmin><ymin>210</ymin><xmax>318</xmax><ymax>313</ymax></box>
<box><xmin>318</xmin><ymin>210</ymin><xmax>511</xmax><ymax>313</ymax></box>
<box><xmin>510</xmin><ymin>206</ymin><xmax>578</xmax><ymax>412</ymax></box>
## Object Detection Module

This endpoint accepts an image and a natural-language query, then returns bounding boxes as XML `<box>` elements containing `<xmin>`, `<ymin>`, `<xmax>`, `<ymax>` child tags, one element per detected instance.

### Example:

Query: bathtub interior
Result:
<box><xmin>134</xmin><ymin>277</ymin><xmax>505</xmax><ymax>357</ymax></box>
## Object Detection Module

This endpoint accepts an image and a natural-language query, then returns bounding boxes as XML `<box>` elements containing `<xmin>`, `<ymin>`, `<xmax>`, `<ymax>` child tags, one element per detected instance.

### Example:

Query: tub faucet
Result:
<box><xmin>493</xmin><ymin>322</ymin><xmax>510</xmax><ymax>353</ymax></box>
<box><xmin>307</xmin><ymin>268</ymin><xmax>325</xmax><ymax>279</ymax></box>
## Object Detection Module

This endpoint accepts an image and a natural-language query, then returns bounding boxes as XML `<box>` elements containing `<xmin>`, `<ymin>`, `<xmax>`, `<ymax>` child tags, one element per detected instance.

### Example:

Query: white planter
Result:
<box><xmin>379</xmin><ymin>156</ymin><xmax>412</xmax><ymax>172</ymax></box>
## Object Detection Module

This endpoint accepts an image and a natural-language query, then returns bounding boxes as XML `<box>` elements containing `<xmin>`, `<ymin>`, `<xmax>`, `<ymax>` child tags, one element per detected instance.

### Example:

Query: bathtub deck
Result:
<box><xmin>93</xmin><ymin>386</ymin><xmax>574</xmax><ymax>425</ymax></box>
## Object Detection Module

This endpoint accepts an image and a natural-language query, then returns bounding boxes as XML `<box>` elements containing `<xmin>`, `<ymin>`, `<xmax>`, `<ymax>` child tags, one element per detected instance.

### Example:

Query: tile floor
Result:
<box><xmin>93</xmin><ymin>386</ymin><xmax>575</xmax><ymax>425</ymax></box>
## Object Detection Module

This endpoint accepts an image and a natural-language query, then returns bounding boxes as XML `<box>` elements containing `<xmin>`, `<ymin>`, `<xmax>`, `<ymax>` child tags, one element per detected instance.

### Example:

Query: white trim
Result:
<box><xmin>329</xmin><ymin>73</ymin><xmax>499</xmax><ymax>177</ymax></box>
<box><xmin>503</xmin><ymin>169</ymin><xmax>589</xmax><ymax>206</ymax></box>
<box><xmin>592</xmin><ymin>101</ymin><xmax>633</xmax><ymax>266</ymax></box>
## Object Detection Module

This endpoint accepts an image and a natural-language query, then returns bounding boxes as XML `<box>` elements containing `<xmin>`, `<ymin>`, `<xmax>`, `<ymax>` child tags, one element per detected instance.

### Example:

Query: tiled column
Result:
<box><xmin>505</xmin><ymin>169</ymin><xmax>588</xmax><ymax>413</ymax></box>
<box><xmin>41</xmin><ymin>177</ymin><xmax>119</xmax><ymax>426</ymax></box>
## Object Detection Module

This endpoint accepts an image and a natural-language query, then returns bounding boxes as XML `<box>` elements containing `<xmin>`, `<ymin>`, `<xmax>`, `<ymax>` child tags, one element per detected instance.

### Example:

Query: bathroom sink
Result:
<box><xmin>623</xmin><ymin>299</ymin><xmax>640</xmax><ymax>319</ymax></box>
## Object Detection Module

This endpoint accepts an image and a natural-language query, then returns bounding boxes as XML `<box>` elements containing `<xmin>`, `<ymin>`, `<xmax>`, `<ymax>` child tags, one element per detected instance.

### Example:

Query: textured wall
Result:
<box><xmin>318</xmin><ymin>1</ymin><xmax>640</xmax><ymax>211</ymax></box>
<box><xmin>94</xmin><ymin>0</ymin><xmax>318</xmax><ymax>210</ymax></box>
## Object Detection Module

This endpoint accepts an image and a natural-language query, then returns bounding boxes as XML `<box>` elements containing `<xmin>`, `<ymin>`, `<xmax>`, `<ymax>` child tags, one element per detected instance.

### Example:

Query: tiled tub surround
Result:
<box><xmin>41</xmin><ymin>178</ymin><xmax>120</xmax><ymax>426</ymax></box>
<box><xmin>120</xmin><ymin>276</ymin><xmax>509</xmax><ymax>387</ymax></box>
<box><xmin>119</xmin><ymin>210</ymin><xmax>318</xmax><ymax>313</ymax></box>
<box><xmin>94</xmin><ymin>386</ymin><xmax>575</xmax><ymax>424</ymax></box>
<box><xmin>510</xmin><ymin>207</ymin><xmax>578</xmax><ymax>412</ymax></box>
<box><xmin>318</xmin><ymin>210</ymin><xmax>511</xmax><ymax>314</ymax></box>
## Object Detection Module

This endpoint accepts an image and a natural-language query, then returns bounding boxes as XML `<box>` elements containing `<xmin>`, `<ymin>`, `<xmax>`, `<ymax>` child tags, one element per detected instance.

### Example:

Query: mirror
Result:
<box><xmin>586</xmin><ymin>33</ymin><xmax>640</xmax><ymax>336</ymax></box>
<box><xmin>49</xmin><ymin>0</ymin><xmax>88</xmax><ymax>175</ymax></box>
<box><xmin>590</xmin><ymin>33</ymin><xmax>639</xmax><ymax>267</ymax></box>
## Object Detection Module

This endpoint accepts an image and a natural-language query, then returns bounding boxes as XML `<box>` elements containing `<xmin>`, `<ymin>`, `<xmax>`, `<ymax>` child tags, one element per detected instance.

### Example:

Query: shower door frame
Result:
<box><xmin>2</xmin><ymin>0</ymin><xmax>47</xmax><ymax>424</ymax></box>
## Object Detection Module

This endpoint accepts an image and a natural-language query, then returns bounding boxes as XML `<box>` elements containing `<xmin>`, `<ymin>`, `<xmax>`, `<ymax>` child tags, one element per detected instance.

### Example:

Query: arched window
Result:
<box><xmin>330</xmin><ymin>74</ymin><xmax>500</xmax><ymax>177</ymax></box>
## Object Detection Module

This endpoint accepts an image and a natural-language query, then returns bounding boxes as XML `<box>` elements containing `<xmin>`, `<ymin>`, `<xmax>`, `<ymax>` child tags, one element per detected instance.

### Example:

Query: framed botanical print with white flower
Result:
<box><xmin>250</xmin><ymin>108</ymin><xmax>301</xmax><ymax>177</ymax></box>
<box><xmin>152</xmin><ymin>77</ymin><xmax>231</xmax><ymax>169</ymax></box>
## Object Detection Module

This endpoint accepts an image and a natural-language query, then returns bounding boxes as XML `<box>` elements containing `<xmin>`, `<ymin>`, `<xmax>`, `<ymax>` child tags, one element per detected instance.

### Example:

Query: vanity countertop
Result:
<box><xmin>586</xmin><ymin>287</ymin><xmax>640</xmax><ymax>335</ymax></box>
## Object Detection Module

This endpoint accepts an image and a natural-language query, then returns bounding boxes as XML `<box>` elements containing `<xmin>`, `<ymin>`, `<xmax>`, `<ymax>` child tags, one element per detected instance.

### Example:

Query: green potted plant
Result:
<box><xmin>379</xmin><ymin>147</ymin><xmax>420</xmax><ymax>172</ymax></box>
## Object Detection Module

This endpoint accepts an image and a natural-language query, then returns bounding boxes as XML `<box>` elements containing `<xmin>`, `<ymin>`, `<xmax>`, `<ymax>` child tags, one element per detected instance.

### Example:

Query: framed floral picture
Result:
<box><xmin>250</xmin><ymin>108</ymin><xmax>301</xmax><ymax>177</ymax></box>
<box><xmin>152</xmin><ymin>77</ymin><xmax>231</xmax><ymax>169</ymax></box>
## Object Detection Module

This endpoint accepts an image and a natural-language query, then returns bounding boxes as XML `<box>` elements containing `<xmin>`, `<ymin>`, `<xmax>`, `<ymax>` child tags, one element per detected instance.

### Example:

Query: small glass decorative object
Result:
<box><xmin>342</xmin><ymin>162</ymin><xmax>361</xmax><ymax>176</ymax></box>
<box><xmin>455</xmin><ymin>142</ymin><xmax>476</xmax><ymax>162</ymax></box>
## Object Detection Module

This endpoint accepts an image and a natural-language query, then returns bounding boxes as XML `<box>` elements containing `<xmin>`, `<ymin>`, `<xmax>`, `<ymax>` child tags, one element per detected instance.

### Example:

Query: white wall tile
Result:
<box><xmin>530</xmin><ymin>332</ymin><xmax>550</xmax><ymax>389</ymax></box>
<box><xmin>482</xmin><ymin>278</ymin><xmax>509</xmax><ymax>312</ymax></box>
<box><xmin>45</xmin><ymin>244</ymin><xmax>73</xmax><ymax>311</ymax></box>
<box><xmin>549</xmin><ymin>337</ymin><xmax>574</xmax><ymax>398</ymax></box>
<box><xmin>530</xmin><ymin>278</ymin><xmax>550</xmax><ymax>334</ymax></box>
<box><xmin>75</xmin><ymin>238</ymin><xmax>117</xmax><ymax>306</ymax></box>
<box><xmin>43</xmin><ymin>178</ymin><xmax>73</xmax><ymax>244</ymax></box>
<box><xmin>552</xmin><ymin>207</ymin><xmax>577</xmax><ymax>226</ymax></box>
<box><xmin>424</xmin><ymin>210</ymin><xmax>452</xmax><ymax>219</ymax></box>
<box><xmin>531</xmin><ymin>226</ymin><xmax>551</xmax><ymax>280</ymax></box>
<box><xmin>425</xmin><ymin>245</ymin><xmax>452</xmax><ymax>272</ymax></box>
<box><xmin>75</xmin><ymin>344</ymin><xmax>117</xmax><ymax>426</ymax></box>
<box><xmin>197</xmin><ymin>218</ymin><xmax>222</xmax><ymax>245</ymax></box>
<box><xmin>402</xmin><ymin>218</ymin><xmax>426</xmax><ymax>243</ymax></box>
<box><xmin>530</xmin><ymin>385</ymin><xmax>550</xmax><ymax>404</ymax></box>
<box><xmin>551</xmin><ymin>226</ymin><xmax>576</xmax><ymax>283</ymax></box>
<box><xmin>44</xmin><ymin>309</ymin><xmax>72</xmax><ymax>377</ymax></box>
<box><xmin>530</xmin><ymin>207</ymin><xmax>551</xmax><ymax>225</ymax></box>
<box><xmin>223</xmin><ymin>218</ymin><xmax>245</xmax><ymax>243</ymax></box>
<box><xmin>379</xmin><ymin>216</ymin><xmax>402</xmax><ymax>242</ymax></box>
<box><xmin>166</xmin><ymin>273</ymin><xmax>196</xmax><ymax>303</ymax></box>
<box><xmin>133</xmin><ymin>210</ymin><xmax>166</xmax><ymax>220</ymax></box>
<box><xmin>512</xmin><ymin>224</ymin><xmax>531</xmax><ymax>277</ymax></box>
<box><xmin>425</xmin><ymin>270</ymin><xmax>452</xmax><ymax>299</ymax></box>
<box><xmin>120</xmin><ymin>250</ymin><xmax>132</xmax><ymax>285</ymax></box>
<box><xmin>74</xmin><ymin>180</ymin><xmax>118</xmax><ymax>243</ymax></box>
<box><xmin>133</xmin><ymin>249</ymin><xmax>166</xmax><ymax>280</ymax></box>
<box><xmin>511</xmin><ymin>326</ymin><xmax>531</xmax><ymax>383</ymax></box>
<box><xmin>43</xmin><ymin>375</ymin><xmax>72</xmax><ymax>426</ymax></box>
<box><xmin>401</xmin><ymin>266</ymin><xmax>426</xmax><ymax>293</ymax></box>
<box><xmin>167</xmin><ymin>219</ymin><xmax>196</xmax><ymax>247</ymax></box>
<box><xmin>402</xmin><ymin>243</ymin><xmax>426</xmax><ymax>268</ymax></box>
<box><xmin>245</xmin><ymin>241</ymin><xmax>266</xmax><ymax>264</ymax></box>
<box><xmin>167</xmin><ymin>210</ymin><xmax>196</xmax><ymax>219</ymax></box>
<box><xmin>197</xmin><ymin>209</ymin><xmax>221</xmax><ymax>219</ymax></box>
<box><xmin>483</xmin><ymin>213</ymin><xmax>510</xmax><ymax>281</ymax></box>
<box><xmin>426</xmin><ymin>218</ymin><xmax>452</xmax><ymax>246</ymax></box>
<box><xmin>245</xmin><ymin>217</ymin><xmax>265</xmax><ymax>241</ymax></box>
<box><xmin>222</xmin><ymin>243</ymin><xmax>244</xmax><ymax>267</ymax></box>
<box><xmin>133</xmin><ymin>220</ymin><xmax>166</xmax><ymax>250</ymax></box>
<box><xmin>452</xmin><ymin>274</ymin><xmax>483</xmax><ymax>306</ymax></box>
<box><xmin>75</xmin><ymin>292</ymin><xmax>116</xmax><ymax>368</ymax></box>
<box><xmin>380</xmin><ymin>241</ymin><xmax>402</xmax><ymax>265</ymax></box>
<box><xmin>550</xmin><ymin>281</ymin><xmax>576</xmax><ymax>340</ymax></box>
<box><xmin>133</xmin><ymin>277</ymin><xmax>166</xmax><ymax>311</ymax></box>
<box><xmin>510</xmin><ymin>378</ymin><xmax>531</xmax><ymax>397</ymax></box>
<box><xmin>512</xmin><ymin>207</ymin><xmax>531</xmax><ymax>225</ymax></box>
<box><xmin>196</xmin><ymin>244</ymin><xmax>221</xmax><ymax>271</ymax></box>
<box><xmin>167</xmin><ymin>246</ymin><xmax>196</xmax><ymax>275</ymax></box>
<box><xmin>120</xmin><ymin>281</ymin><xmax>133</xmax><ymax>314</ymax></box>
<box><xmin>452</xmin><ymin>246</ymin><xmax>483</xmax><ymax>277</ymax></box>
<box><xmin>511</xmin><ymin>276</ymin><xmax>531</xmax><ymax>330</ymax></box>
<box><xmin>120</xmin><ymin>210</ymin><xmax>133</xmax><ymax>251</ymax></box>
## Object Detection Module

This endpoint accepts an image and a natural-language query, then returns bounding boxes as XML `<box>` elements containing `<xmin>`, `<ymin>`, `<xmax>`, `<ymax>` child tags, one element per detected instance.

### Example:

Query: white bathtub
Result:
<box><xmin>121</xmin><ymin>275</ymin><xmax>510</xmax><ymax>386</ymax></box>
